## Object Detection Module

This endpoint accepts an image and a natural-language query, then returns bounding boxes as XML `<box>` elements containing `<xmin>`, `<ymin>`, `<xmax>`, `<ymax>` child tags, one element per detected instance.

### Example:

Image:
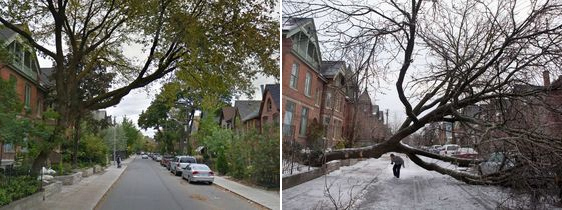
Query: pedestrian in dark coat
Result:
<box><xmin>117</xmin><ymin>155</ymin><xmax>122</xmax><ymax>168</ymax></box>
<box><xmin>390</xmin><ymin>154</ymin><xmax>404</xmax><ymax>178</ymax></box>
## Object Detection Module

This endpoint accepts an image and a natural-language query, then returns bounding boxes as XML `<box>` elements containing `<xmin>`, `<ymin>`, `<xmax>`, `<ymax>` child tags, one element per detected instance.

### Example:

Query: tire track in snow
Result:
<box><xmin>456</xmin><ymin>183</ymin><xmax>495</xmax><ymax>210</ymax></box>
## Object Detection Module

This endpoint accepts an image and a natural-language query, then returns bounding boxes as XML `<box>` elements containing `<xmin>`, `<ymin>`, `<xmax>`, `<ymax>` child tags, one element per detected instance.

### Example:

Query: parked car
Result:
<box><xmin>161</xmin><ymin>155</ymin><xmax>174</xmax><ymax>167</ymax></box>
<box><xmin>477</xmin><ymin>152</ymin><xmax>518</xmax><ymax>175</ymax></box>
<box><xmin>181</xmin><ymin>164</ymin><xmax>214</xmax><ymax>184</ymax></box>
<box><xmin>453</xmin><ymin>147</ymin><xmax>479</xmax><ymax>167</ymax></box>
<box><xmin>141</xmin><ymin>154</ymin><xmax>149</xmax><ymax>159</ymax></box>
<box><xmin>170</xmin><ymin>156</ymin><xmax>197</xmax><ymax>176</ymax></box>
<box><xmin>439</xmin><ymin>144</ymin><xmax>460</xmax><ymax>156</ymax></box>
<box><xmin>430</xmin><ymin>145</ymin><xmax>443</xmax><ymax>154</ymax></box>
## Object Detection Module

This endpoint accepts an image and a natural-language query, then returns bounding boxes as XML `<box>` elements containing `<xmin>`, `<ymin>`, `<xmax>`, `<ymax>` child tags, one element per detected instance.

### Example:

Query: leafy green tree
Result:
<box><xmin>121</xmin><ymin>117</ymin><xmax>142</xmax><ymax>154</ymax></box>
<box><xmin>0</xmin><ymin>0</ymin><xmax>278</xmax><ymax>173</ymax></box>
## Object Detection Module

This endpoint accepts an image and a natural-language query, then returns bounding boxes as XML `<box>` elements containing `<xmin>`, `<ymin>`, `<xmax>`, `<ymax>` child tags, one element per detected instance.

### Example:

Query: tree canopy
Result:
<box><xmin>0</xmin><ymin>0</ymin><xmax>278</xmax><ymax>172</ymax></box>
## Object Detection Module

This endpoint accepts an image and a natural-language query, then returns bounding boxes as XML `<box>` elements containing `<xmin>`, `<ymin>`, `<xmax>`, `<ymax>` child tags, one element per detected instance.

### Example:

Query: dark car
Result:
<box><xmin>161</xmin><ymin>155</ymin><xmax>174</xmax><ymax>167</ymax></box>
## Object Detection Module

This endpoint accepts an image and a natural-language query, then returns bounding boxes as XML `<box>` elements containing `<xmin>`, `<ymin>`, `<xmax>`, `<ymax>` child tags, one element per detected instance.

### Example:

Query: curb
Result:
<box><xmin>93</xmin><ymin>157</ymin><xmax>134</xmax><ymax>210</ymax></box>
<box><xmin>213</xmin><ymin>180</ymin><xmax>272</xmax><ymax>210</ymax></box>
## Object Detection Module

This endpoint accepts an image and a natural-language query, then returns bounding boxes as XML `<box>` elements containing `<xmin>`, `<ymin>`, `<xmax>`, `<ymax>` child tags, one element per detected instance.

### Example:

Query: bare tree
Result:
<box><xmin>285</xmin><ymin>0</ymin><xmax>562</xmax><ymax>197</ymax></box>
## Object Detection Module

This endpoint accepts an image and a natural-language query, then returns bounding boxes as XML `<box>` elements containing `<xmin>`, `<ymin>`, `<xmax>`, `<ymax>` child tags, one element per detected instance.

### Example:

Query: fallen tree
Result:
<box><xmin>286</xmin><ymin>0</ymin><xmax>562</xmax><ymax>196</ymax></box>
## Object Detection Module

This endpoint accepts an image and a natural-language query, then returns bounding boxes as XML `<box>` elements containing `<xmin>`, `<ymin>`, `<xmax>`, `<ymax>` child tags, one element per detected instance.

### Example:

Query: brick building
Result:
<box><xmin>282</xmin><ymin>17</ymin><xmax>390</xmax><ymax>148</ymax></box>
<box><xmin>0</xmin><ymin>26</ymin><xmax>48</xmax><ymax>167</ymax></box>
<box><xmin>282</xmin><ymin>18</ymin><xmax>325</xmax><ymax>144</ymax></box>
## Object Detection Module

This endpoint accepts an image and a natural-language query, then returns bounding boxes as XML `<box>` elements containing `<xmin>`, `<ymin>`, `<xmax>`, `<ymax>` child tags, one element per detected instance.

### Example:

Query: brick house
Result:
<box><xmin>259</xmin><ymin>84</ymin><xmax>280</xmax><ymax>130</ymax></box>
<box><xmin>234</xmin><ymin>100</ymin><xmax>262</xmax><ymax>131</ymax></box>
<box><xmin>282</xmin><ymin>17</ymin><xmax>391</xmax><ymax>148</ymax></box>
<box><xmin>319</xmin><ymin>61</ymin><xmax>347</xmax><ymax>146</ymax></box>
<box><xmin>282</xmin><ymin>18</ymin><xmax>325</xmax><ymax>145</ymax></box>
<box><xmin>345</xmin><ymin>91</ymin><xmax>390</xmax><ymax>146</ymax></box>
<box><xmin>0</xmin><ymin>26</ymin><xmax>48</xmax><ymax>167</ymax></box>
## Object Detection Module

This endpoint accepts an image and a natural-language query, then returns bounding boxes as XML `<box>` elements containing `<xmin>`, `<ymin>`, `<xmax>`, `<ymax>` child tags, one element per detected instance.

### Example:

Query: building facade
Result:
<box><xmin>0</xmin><ymin>26</ymin><xmax>48</xmax><ymax>167</ymax></box>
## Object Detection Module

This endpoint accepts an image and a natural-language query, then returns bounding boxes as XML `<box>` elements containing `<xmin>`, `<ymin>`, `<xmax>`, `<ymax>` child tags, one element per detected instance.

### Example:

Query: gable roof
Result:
<box><xmin>264</xmin><ymin>84</ymin><xmax>280</xmax><ymax>109</ymax></box>
<box><xmin>320</xmin><ymin>61</ymin><xmax>346</xmax><ymax>78</ymax></box>
<box><xmin>39</xmin><ymin>67</ymin><xmax>54</xmax><ymax>89</ymax></box>
<box><xmin>221</xmin><ymin>106</ymin><xmax>236</xmax><ymax>122</ymax></box>
<box><xmin>235</xmin><ymin>100</ymin><xmax>261</xmax><ymax>122</ymax></box>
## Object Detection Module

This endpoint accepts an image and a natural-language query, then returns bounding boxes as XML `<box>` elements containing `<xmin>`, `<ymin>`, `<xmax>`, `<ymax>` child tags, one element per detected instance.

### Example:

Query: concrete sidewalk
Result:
<box><xmin>38</xmin><ymin>156</ymin><xmax>134</xmax><ymax>210</ymax></box>
<box><xmin>214</xmin><ymin>176</ymin><xmax>280</xmax><ymax>210</ymax></box>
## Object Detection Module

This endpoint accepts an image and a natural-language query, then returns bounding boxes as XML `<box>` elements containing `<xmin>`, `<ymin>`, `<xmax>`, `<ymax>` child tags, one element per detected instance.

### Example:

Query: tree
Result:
<box><xmin>286</xmin><ymin>0</ymin><xmax>562</xmax><ymax>189</ymax></box>
<box><xmin>0</xmin><ymin>0</ymin><xmax>278</xmax><ymax>173</ymax></box>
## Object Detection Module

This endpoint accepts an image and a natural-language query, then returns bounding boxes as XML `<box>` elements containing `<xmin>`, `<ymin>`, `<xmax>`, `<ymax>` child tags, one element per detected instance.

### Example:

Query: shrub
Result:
<box><xmin>0</xmin><ymin>176</ymin><xmax>40</xmax><ymax>206</ymax></box>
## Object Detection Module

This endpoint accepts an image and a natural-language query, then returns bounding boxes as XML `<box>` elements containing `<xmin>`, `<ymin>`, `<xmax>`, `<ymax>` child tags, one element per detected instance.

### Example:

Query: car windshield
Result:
<box><xmin>180</xmin><ymin>157</ymin><xmax>196</xmax><ymax>163</ymax></box>
<box><xmin>447</xmin><ymin>145</ymin><xmax>459</xmax><ymax>151</ymax></box>
<box><xmin>488</xmin><ymin>153</ymin><xmax>505</xmax><ymax>162</ymax></box>
<box><xmin>192</xmin><ymin>165</ymin><xmax>210</xmax><ymax>171</ymax></box>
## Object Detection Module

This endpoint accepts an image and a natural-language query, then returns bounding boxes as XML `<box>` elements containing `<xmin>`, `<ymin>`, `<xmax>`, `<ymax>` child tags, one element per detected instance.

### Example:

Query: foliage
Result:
<box><xmin>196</xmin><ymin>113</ymin><xmax>279</xmax><ymax>188</ymax></box>
<box><xmin>0</xmin><ymin>79</ymin><xmax>29</xmax><ymax>146</ymax></box>
<box><xmin>78</xmin><ymin>133</ymin><xmax>108</xmax><ymax>166</ymax></box>
<box><xmin>0</xmin><ymin>176</ymin><xmax>40</xmax><ymax>206</ymax></box>
<box><xmin>121</xmin><ymin>117</ymin><xmax>143</xmax><ymax>154</ymax></box>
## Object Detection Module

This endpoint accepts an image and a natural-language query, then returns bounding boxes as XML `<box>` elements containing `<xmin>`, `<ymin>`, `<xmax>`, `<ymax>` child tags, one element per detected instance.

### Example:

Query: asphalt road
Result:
<box><xmin>96</xmin><ymin>157</ymin><xmax>262</xmax><ymax>210</ymax></box>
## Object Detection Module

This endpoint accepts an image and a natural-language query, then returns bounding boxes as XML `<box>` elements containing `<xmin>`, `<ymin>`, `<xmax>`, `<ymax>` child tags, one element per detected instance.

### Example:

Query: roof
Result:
<box><xmin>39</xmin><ymin>67</ymin><xmax>54</xmax><ymax>88</ymax></box>
<box><xmin>0</xmin><ymin>27</ymin><xmax>16</xmax><ymax>41</ymax></box>
<box><xmin>320</xmin><ymin>61</ymin><xmax>346</xmax><ymax>78</ymax></box>
<box><xmin>264</xmin><ymin>84</ymin><xmax>280</xmax><ymax>109</ymax></box>
<box><xmin>235</xmin><ymin>100</ymin><xmax>261</xmax><ymax>122</ymax></box>
<box><xmin>358</xmin><ymin>91</ymin><xmax>371</xmax><ymax>103</ymax></box>
<box><xmin>221</xmin><ymin>107</ymin><xmax>236</xmax><ymax>122</ymax></box>
<box><xmin>282</xmin><ymin>17</ymin><xmax>314</xmax><ymax>31</ymax></box>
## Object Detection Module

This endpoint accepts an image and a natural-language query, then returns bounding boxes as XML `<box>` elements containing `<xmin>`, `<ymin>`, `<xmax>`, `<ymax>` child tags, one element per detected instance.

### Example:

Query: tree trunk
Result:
<box><xmin>71</xmin><ymin>116</ymin><xmax>81</xmax><ymax>167</ymax></box>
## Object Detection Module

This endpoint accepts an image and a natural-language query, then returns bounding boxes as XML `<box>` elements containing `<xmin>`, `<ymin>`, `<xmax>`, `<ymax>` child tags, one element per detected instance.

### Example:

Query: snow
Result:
<box><xmin>282</xmin><ymin>153</ymin><xmax>516</xmax><ymax>210</ymax></box>
<box><xmin>283</xmin><ymin>160</ymin><xmax>318</xmax><ymax>178</ymax></box>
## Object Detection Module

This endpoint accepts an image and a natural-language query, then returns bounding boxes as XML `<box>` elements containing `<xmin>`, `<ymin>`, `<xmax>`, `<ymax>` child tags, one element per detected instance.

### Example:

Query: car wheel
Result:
<box><xmin>207</xmin><ymin>182</ymin><xmax>212</xmax><ymax>185</ymax></box>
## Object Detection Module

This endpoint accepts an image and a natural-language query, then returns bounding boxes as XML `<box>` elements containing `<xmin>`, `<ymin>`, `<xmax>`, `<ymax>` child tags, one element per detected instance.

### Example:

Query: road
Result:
<box><xmin>96</xmin><ymin>157</ymin><xmax>262</xmax><ymax>210</ymax></box>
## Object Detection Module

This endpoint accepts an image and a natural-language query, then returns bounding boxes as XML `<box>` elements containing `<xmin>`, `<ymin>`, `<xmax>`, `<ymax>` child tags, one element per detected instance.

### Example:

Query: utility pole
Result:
<box><xmin>113</xmin><ymin>116</ymin><xmax>116</xmax><ymax>166</ymax></box>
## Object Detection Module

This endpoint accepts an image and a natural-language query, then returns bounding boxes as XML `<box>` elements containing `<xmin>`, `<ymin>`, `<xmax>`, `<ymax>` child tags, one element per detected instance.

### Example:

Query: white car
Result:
<box><xmin>182</xmin><ymin>164</ymin><xmax>214</xmax><ymax>184</ymax></box>
<box><xmin>439</xmin><ymin>144</ymin><xmax>460</xmax><ymax>156</ymax></box>
<box><xmin>141</xmin><ymin>154</ymin><xmax>148</xmax><ymax>159</ymax></box>
<box><xmin>170</xmin><ymin>156</ymin><xmax>197</xmax><ymax>176</ymax></box>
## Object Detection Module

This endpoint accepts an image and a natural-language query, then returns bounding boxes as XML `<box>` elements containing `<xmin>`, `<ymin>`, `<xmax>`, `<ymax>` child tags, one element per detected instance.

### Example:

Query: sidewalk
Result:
<box><xmin>214</xmin><ymin>176</ymin><xmax>280</xmax><ymax>210</ymax></box>
<box><xmin>38</xmin><ymin>156</ymin><xmax>134</xmax><ymax>210</ymax></box>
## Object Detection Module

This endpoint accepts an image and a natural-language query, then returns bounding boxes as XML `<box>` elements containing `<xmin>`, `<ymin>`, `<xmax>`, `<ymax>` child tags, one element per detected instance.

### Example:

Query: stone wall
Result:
<box><xmin>282</xmin><ymin>158</ymin><xmax>363</xmax><ymax>190</ymax></box>
<box><xmin>54</xmin><ymin>172</ymin><xmax>82</xmax><ymax>185</ymax></box>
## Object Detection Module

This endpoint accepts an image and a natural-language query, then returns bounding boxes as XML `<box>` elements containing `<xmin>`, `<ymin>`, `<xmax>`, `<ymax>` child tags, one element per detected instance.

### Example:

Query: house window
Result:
<box><xmin>25</xmin><ymin>83</ymin><xmax>31</xmax><ymax>108</ymax></box>
<box><xmin>267</xmin><ymin>99</ymin><xmax>272</xmax><ymax>111</ymax></box>
<box><xmin>283</xmin><ymin>101</ymin><xmax>296</xmax><ymax>136</ymax></box>
<box><xmin>290</xmin><ymin>63</ymin><xmax>299</xmax><ymax>89</ymax></box>
<box><xmin>335</xmin><ymin>95</ymin><xmax>341</xmax><ymax>111</ymax></box>
<box><xmin>315</xmin><ymin>88</ymin><xmax>321</xmax><ymax>106</ymax></box>
<box><xmin>3</xmin><ymin>143</ymin><xmax>14</xmax><ymax>152</ymax></box>
<box><xmin>36</xmin><ymin>100</ymin><xmax>43</xmax><ymax>117</ymax></box>
<box><xmin>299</xmin><ymin>107</ymin><xmax>309</xmax><ymax>136</ymax></box>
<box><xmin>325</xmin><ymin>92</ymin><xmax>332</xmax><ymax>108</ymax></box>
<box><xmin>304</xmin><ymin>72</ymin><xmax>311</xmax><ymax>96</ymax></box>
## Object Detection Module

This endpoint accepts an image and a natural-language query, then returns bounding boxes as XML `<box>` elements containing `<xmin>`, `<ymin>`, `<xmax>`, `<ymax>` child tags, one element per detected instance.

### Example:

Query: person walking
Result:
<box><xmin>116</xmin><ymin>155</ymin><xmax>122</xmax><ymax>168</ymax></box>
<box><xmin>390</xmin><ymin>154</ymin><xmax>404</xmax><ymax>178</ymax></box>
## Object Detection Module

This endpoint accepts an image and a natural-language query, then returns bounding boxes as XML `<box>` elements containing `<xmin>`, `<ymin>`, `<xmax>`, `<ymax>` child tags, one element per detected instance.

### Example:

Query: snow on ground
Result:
<box><xmin>283</xmin><ymin>153</ymin><xmax>513</xmax><ymax>210</ymax></box>
<box><xmin>283</xmin><ymin>160</ymin><xmax>319</xmax><ymax>177</ymax></box>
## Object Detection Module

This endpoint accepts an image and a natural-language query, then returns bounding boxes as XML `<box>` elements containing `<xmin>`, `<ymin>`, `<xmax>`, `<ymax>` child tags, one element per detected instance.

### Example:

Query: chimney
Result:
<box><xmin>543</xmin><ymin>70</ymin><xmax>551</xmax><ymax>87</ymax></box>
<box><xmin>260</xmin><ymin>85</ymin><xmax>265</xmax><ymax>95</ymax></box>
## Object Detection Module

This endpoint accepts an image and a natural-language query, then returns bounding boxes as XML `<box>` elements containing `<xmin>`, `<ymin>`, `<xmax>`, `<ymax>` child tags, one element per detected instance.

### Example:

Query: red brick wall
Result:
<box><xmin>260</xmin><ymin>91</ymin><xmax>280</xmax><ymax>126</ymax></box>
<box><xmin>282</xmin><ymin>37</ymin><xmax>325</xmax><ymax>144</ymax></box>
<box><xmin>0</xmin><ymin>64</ymin><xmax>44</xmax><ymax>117</ymax></box>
